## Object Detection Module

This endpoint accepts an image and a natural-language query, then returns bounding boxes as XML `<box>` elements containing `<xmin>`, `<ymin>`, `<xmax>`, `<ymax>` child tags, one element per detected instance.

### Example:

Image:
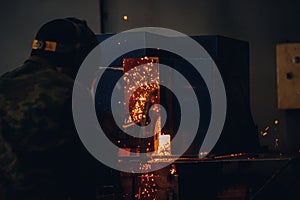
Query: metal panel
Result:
<box><xmin>277</xmin><ymin>43</ymin><xmax>300</xmax><ymax>109</ymax></box>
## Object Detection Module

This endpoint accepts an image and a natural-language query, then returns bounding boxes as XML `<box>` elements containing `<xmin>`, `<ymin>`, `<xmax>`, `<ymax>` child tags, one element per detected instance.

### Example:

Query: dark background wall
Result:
<box><xmin>1</xmin><ymin>0</ymin><xmax>300</xmax><ymax>152</ymax></box>
<box><xmin>0</xmin><ymin>0</ymin><xmax>100</xmax><ymax>74</ymax></box>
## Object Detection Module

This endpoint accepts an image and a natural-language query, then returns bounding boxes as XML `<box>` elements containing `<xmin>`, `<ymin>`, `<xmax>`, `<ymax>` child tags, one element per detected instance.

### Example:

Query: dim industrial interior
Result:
<box><xmin>2</xmin><ymin>0</ymin><xmax>300</xmax><ymax>199</ymax></box>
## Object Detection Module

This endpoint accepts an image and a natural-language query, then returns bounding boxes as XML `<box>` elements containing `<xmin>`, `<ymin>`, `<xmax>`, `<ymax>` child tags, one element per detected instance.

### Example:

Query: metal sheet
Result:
<box><xmin>276</xmin><ymin>43</ymin><xmax>300</xmax><ymax>109</ymax></box>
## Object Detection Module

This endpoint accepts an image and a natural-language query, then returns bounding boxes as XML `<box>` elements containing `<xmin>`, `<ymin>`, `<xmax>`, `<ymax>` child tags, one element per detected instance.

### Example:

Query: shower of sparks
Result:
<box><xmin>260</xmin><ymin>119</ymin><xmax>280</xmax><ymax>137</ymax></box>
<box><xmin>122</xmin><ymin>57</ymin><xmax>162</xmax><ymax>200</ymax></box>
<box><xmin>135</xmin><ymin>173</ymin><xmax>158</xmax><ymax>200</ymax></box>
<box><xmin>170</xmin><ymin>165</ymin><xmax>176</xmax><ymax>175</ymax></box>
<box><xmin>122</xmin><ymin>57</ymin><xmax>161</xmax><ymax>153</ymax></box>
<box><xmin>123</xmin><ymin>57</ymin><xmax>160</xmax><ymax>126</ymax></box>
<box><xmin>260</xmin><ymin>126</ymin><xmax>270</xmax><ymax>137</ymax></box>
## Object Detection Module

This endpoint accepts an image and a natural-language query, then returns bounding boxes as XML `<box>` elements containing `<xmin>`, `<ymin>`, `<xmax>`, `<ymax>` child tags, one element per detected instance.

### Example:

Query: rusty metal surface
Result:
<box><xmin>276</xmin><ymin>43</ymin><xmax>300</xmax><ymax>109</ymax></box>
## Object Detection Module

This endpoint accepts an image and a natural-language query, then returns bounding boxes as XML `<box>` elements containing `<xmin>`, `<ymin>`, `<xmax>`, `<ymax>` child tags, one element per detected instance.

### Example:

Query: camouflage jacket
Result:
<box><xmin>0</xmin><ymin>56</ymin><xmax>78</xmax><ymax>199</ymax></box>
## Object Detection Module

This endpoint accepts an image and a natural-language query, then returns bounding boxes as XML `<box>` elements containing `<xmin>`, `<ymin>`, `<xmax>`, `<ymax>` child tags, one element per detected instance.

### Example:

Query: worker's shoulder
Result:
<box><xmin>0</xmin><ymin>62</ymin><xmax>74</xmax><ymax>109</ymax></box>
<box><xmin>1</xmin><ymin>60</ymin><xmax>74</xmax><ymax>87</ymax></box>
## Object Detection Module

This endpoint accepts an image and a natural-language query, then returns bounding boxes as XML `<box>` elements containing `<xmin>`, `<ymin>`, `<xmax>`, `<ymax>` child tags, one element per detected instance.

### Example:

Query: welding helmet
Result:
<box><xmin>31</xmin><ymin>17</ymin><xmax>98</xmax><ymax>77</ymax></box>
